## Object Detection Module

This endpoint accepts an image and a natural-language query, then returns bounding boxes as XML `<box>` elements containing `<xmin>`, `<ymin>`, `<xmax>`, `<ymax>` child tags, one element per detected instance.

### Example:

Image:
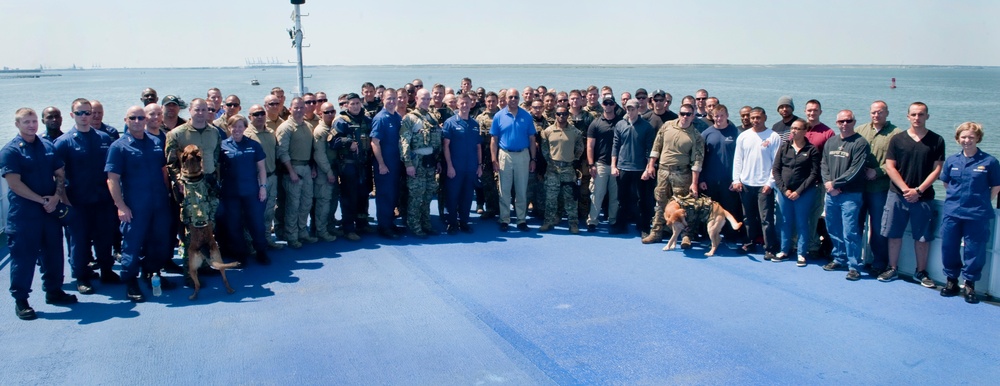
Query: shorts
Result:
<box><xmin>880</xmin><ymin>192</ymin><xmax>936</xmax><ymax>241</ymax></box>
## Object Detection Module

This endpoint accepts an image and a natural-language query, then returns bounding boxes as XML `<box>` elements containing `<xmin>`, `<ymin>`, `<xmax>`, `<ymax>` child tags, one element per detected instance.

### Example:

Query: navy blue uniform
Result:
<box><xmin>939</xmin><ymin>149</ymin><xmax>1000</xmax><ymax>282</ymax></box>
<box><xmin>1</xmin><ymin>135</ymin><xmax>65</xmax><ymax>300</ymax></box>
<box><xmin>370</xmin><ymin>108</ymin><xmax>402</xmax><ymax>232</ymax></box>
<box><xmin>54</xmin><ymin>127</ymin><xmax>117</xmax><ymax>279</ymax></box>
<box><xmin>442</xmin><ymin>114</ymin><xmax>482</xmax><ymax>228</ymax></box>
<box><xmin>218</xmin><ymin>136</ymin><xmax>267</xmax><ymax>257</ymax></box>
<box><xmin>105</xmin><ymin>132</ymin><xmax>172</xmax><ymax>281</ymax></box>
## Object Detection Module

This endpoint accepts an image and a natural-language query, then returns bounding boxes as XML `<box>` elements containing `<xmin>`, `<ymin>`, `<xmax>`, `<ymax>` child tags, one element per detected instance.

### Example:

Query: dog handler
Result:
<box><xmin>107</xmin><ymin>106</ymin><xmax>173</xmax><ymax>303</ymax></box>
<box><xmin>218</xmin><ymin>115</ymin><xmax>271</xmax><ymax>265</ymax></box>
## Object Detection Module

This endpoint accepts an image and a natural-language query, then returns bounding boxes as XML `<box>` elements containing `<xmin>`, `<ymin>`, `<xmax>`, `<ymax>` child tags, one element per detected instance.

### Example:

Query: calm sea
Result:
<box><xmin>3</xmin><ymin>64</ymin><xmax>999</xmax><ymax>197</ymax></box>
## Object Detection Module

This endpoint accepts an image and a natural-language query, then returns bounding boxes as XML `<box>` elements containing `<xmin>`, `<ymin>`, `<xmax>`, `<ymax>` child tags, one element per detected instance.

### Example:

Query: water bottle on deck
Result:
<box><xmin>152</xmin><ymin>274</ymin><xmax>162</xmax><ymax>297</ymax></box>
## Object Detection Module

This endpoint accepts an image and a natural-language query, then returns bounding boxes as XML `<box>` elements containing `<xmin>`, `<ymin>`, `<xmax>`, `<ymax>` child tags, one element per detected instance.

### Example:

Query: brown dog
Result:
<box><xmin>662</xmin><ymin>196</ymin><xmax>742</xmax><ymax>256</ymax></box>
<box><xmin>179</xmin><ymin>144</ymin><xmax>240</xmax><ymax>300</ymax></box>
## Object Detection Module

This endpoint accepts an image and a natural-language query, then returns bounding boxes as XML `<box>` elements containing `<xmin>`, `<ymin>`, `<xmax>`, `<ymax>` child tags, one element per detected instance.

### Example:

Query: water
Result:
<box><xmin>3</xmin><ymin>65</ymin><xmax>999</xmax><ymax>191</ymax></box>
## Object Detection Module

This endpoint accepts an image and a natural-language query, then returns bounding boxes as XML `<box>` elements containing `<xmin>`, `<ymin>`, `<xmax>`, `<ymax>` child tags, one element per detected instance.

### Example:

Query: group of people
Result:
<box><xmin>5</xmin><ymin>78</ymin><xmax>998</xmax><ymax>320</ymax></box>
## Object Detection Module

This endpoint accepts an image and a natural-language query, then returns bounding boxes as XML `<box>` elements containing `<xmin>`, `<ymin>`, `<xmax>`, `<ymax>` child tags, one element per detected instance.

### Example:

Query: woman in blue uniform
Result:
<box><xmin>2</xmin><ymin>108</ymin><xmax>78</xmax><ymax>320</ymax></box>
<box><xmin>106</xmin><ymin>106</ymin><xmax>173</xmax><ymax>302</ymax></box>
<box><xmin>218</xmin><ymin>115</ymin><xmax>270</xmax><ymax>265</ymax></box>
<box><xmin>938</xmin><ymin>122</ymin><xmax>1000</xmax><ymax>303</ymax></box>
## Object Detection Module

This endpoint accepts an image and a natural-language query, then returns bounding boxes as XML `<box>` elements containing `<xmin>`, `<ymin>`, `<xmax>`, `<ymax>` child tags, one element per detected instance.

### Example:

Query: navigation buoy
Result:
<box><xmin>890</xmin><ymin>77</ymin><xmax>897</xmax><ymax>89</ymax></box>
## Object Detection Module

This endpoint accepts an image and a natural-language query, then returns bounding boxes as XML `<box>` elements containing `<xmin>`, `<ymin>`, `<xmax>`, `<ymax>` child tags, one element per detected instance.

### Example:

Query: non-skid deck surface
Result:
<box><xmin>1</xmin><ymin>203</ymin><xmax>998</xmax><ymax>385</ymax></box>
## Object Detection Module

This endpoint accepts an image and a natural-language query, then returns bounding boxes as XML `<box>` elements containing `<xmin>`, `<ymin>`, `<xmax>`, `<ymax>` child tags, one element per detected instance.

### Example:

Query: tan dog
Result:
<box><xmin>179</xmin><ymin>145</ymin><xmax>240</xmax><ymax>300</ymax></box>
<box><xmin>662</xmin><ymin>196</ymin><xmax>742</xmax><ymax>256</ymax></box>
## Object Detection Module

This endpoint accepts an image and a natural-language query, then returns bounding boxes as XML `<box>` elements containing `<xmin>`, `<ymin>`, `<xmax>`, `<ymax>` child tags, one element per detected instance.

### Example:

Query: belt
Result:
<box><xmin>501</xmin><ymin>147</ymin><xmax>524</xmax><ymax>152</ymax></box>
<box><xmin>550</xmin><ymin>160</ymin><xmax>574</xmax><ymax>167</ymax></box>
<box><xmin>412</xmin><ymin>147</ymin><xmax>433</xmax><ymax>156</ymax></box>
<box><xmin>659</xmin><ymin>164</ymin><xmax>691</xmax><ymax>171</ymax></box>
<box><xmin>291</xmin><ymin>160</ymin><xmax>310</xmax><ymax>166</ymax></box>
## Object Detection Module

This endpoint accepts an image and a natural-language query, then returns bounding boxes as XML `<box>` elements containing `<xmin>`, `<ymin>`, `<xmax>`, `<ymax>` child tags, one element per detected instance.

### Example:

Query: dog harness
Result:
<box><xmin>179</xmin><ymin>174</ymin><xmax>217</xmax><ymax>228</ymax></box>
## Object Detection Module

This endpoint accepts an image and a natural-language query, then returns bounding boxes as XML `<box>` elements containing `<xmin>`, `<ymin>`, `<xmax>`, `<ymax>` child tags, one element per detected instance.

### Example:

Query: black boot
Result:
<box><xmin>964</xmin><ymin>281</ymin><xmax>979</xmax><ymax>304</ymax></box>
<box><xmin>15</xmin><ymin>299</ymin><xmax>37</xmax><ymax>320</ymax></box>
<box><xmin>77</xmin><ymin>277</ymin><xmax>95</xmax><ymax>295</ymax></box>
<box><xmin>45</xmin><ymin>290</ymin><xmax>78</xmax><ymax>305</ymax></box>
<box><xmin>126</xmin><ymin>279</ymin><xmax>145</xmax><ymax>302</ymax></box>
<box><xmin>940</xmin><ymin>277</ymin><xmax>960</xmax><ymax>297</ymax></box>
<box><xmin>100</xmin><ymin>268</ymin><xmax>122</xmax><ymax>284</ymax></box>
<box><xmin>256</xmin><ymin>249</ymin><xmax>272</xmax><ymax>265</ymax></box>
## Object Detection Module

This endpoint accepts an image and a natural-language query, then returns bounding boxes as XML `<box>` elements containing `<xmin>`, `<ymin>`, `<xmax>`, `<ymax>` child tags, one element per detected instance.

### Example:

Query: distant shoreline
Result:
<box><xmin>12</xmin><ymin>64</ymin><xmax>998</xmax><ymax>72</ymax></box>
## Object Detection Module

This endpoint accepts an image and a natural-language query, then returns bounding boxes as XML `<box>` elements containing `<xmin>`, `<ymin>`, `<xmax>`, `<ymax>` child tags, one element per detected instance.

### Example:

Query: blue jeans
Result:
<box><xmin>825</xmin><ymin>191</ymin><xmax>863</xmax><ymax>270</ymax></box>
<box><xmin>777</xmin><ymin>186</ymin><xmax>816</xmax><ymax>256</ymax></box>
<box><xmin>859</xmin><ymin>190</ymin><xmax>889</xmax><ymax>270</ymax></box>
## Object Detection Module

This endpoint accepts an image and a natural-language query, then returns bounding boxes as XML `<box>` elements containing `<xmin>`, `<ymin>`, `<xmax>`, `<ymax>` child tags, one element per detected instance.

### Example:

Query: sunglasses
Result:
<box><xmin>679</xmin><ymin>112</ymin><xmax>694</xmax><ymax>117</ymax></box>
<box><xmin>250</xmin><ymin>111</ymin><xmax>266</xmax><ymax>117</ymax></box>
<box><xmin>837</xmin><ymin>119</ymin><xmax>856</xmax><ymax>124</ymax></box>
<box><xmin>695</xmin><ymin>97</ymin><xmax>707</xmax><ymax>101</ymax></box>
<box><xmin>322</xmin><ymin>110</ymin><xmax>337</xmax><ymax>115</ymax></box>
<box><xmin>127</xmin><ymin>116</ymin><xmax>146</xmax><ymax>122</ymax></box>
<box><xmin>266</xmin><ymin>102</ymin><xmax>280</xmax><ymax>107</ymax></box>
<box><xmin>636</xmin><ymin>96</ymin><xmax>648</xmax><ymax>100</ymax></box>
<box><xmin>555</xmin><ymin>112</ymin><xmax>568</xmax><ymax>117</ymax></box>
<box><xmin>207</xmin><ymin>108</ymin><xmax>217</xmax><ymax>113</ymax></box>
<box><xmin>602</xmin><ymin>101</ymin><xmax>616</xmax><ymax>106</ymax></box>
<box><xmin>652</xmin><ymin>98</ymin><xmax>665</xmax><ymax>102</ymax></box>
<box><xmin>73</xmin><ymin>110</ymin><xmax>92</xmax><ymax>117</ymax></box>
<box><xmin>413</xmin><ymin>84</ymin><xmax>423</xmax><ymax>88</ymax></box>
<box><xmin>225</xmin><ymin>103</ymin><xmax>240</xmax><ymax>108</ymax></box>
<box><xmin>316</xmin><ymin>98</ymin><xmax>328</xmax><ymax>103</ymax></box>
<box><xmin>304</xmin><ymin>100</ymin><xmax>316</xmax><ymax>105</ymax></box>
<box><xmin>508</xmin><ymin>96</ymin><xmax>519</xmax><ymax>100</ymax></box>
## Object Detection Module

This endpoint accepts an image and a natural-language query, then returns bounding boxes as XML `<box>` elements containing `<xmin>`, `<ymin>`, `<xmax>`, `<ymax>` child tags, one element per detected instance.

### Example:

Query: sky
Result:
<box><xmin>2</xmin><ymin>0</ymin><xmax>998</xmax><ymax>69</ymax></box>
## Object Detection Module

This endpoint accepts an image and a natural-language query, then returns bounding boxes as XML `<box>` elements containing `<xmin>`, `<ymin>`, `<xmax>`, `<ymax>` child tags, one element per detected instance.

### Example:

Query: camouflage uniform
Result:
<box><xmin>179</xmin><ymin>176</ymin><xmax>216</xmax><ymax>228</ymax></box>
<box><xmin>400</xmin><ymin>108</ymin><xmax>441</xmax><ymax>236</ymax></box>
<box><xmin>245</xmin><ymin>123</ymin><xmax>280</xmax><ymax>245</ymax></box>
<box><xmin>529</xmin><ymin>115</ymin><xmax>549</xmax><ymax>218</ymax></box>
<box><xmin>539</xmin><ymin>123</ymin><xmax>585</xmax><ymax>231</ymax></box>
<box><xmin>331</xmin><ymin>112</ymin><xmax>373</xmax><ymax>234</ymax></box>
<box><xmin>275</xmin><ymin>119</ymin><xmax>315</xmax><ymax>245</ymax></box>
<box><xmin>569</xmin><ymin>109</ymin><xmax>594</xmax><ymax>220</ymax></box>
<box><xmin>476</xmin><ymin>108</ymin><xmax>500</xmax><ymax>217</ymax></box>
<box><xmin>311</xmin><ymin>120</ymin><xmax>339</xmax><ymax>240</ymax></box>
<box><xmin>647</xmin><ymin>118</ymin><xmax>704</xmax><ymax>240</ymax></box>
<box><xmin>264</xmin><ymin>116</ymin><xmax>286</xmax><ymax>238</ymax></box>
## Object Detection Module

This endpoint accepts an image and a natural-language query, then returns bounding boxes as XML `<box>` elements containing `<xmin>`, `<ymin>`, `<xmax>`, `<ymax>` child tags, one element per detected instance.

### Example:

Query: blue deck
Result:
<box><xmin>1</xmin><ymin>201</ymin><xmax>999</xmax><ymax>385</ymax></box>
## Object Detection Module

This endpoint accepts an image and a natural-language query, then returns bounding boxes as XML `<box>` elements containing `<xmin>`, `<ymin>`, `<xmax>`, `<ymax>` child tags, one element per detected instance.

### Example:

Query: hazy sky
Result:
<box><xmin>2</xmin><ymin>0</ymin><xmax>998</xmax><ymax>69</ymax></box>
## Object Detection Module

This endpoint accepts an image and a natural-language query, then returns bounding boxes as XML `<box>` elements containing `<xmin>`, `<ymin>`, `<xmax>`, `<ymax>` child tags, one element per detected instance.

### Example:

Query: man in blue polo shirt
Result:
<box><xmin>490</xmin><ymin>88</ymin><xmax>537</xmax><ymax>232</ymax></box>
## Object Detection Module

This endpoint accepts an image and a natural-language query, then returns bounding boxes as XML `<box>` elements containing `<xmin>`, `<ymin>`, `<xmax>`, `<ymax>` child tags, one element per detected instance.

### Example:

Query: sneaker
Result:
<box><xmin>845</xmin><ymin>269</ymin><xmax>861</xmax><ymax>281</ymax></box>
<box><xmin>964</xmin><ymin>281</ymin><xmax>979</xmax><ymax>304</ymax></box>
<box><xmin>796</xmin><ymin>255</ymin><xmax>807</xmax><ymax>267</ymax></box>
<box><xmin>916</xmin><ymin>270</ymin><xmax>935</xmax><ymax>288</ymax></box>
<box><xmin>877</xmin><ymin>266</ymin><xmax>898</xmax><ymax>282</ymax></box>
<box><xmin>771</xmin><ymin>252</ymin><xmax>788</xmax><ymax>263</ymax></box>
<box><xmin>940</xmin><ymin>277</ymin><xmax>960</xmax><ymax>297</ymax></box>
<box><xmin>822</xmin><ymin>261</ymin><xmax>845</xmax><ymax>271</ymax></box>
<box><xmin>764</xmin><ymin>252</ymin><xmax>775</xmax><ymax>261</ymax></box>
<box><xmin>15</xmin><ymin>299</ymin><xmax>36</xmax><ymax>320</ymax></box>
